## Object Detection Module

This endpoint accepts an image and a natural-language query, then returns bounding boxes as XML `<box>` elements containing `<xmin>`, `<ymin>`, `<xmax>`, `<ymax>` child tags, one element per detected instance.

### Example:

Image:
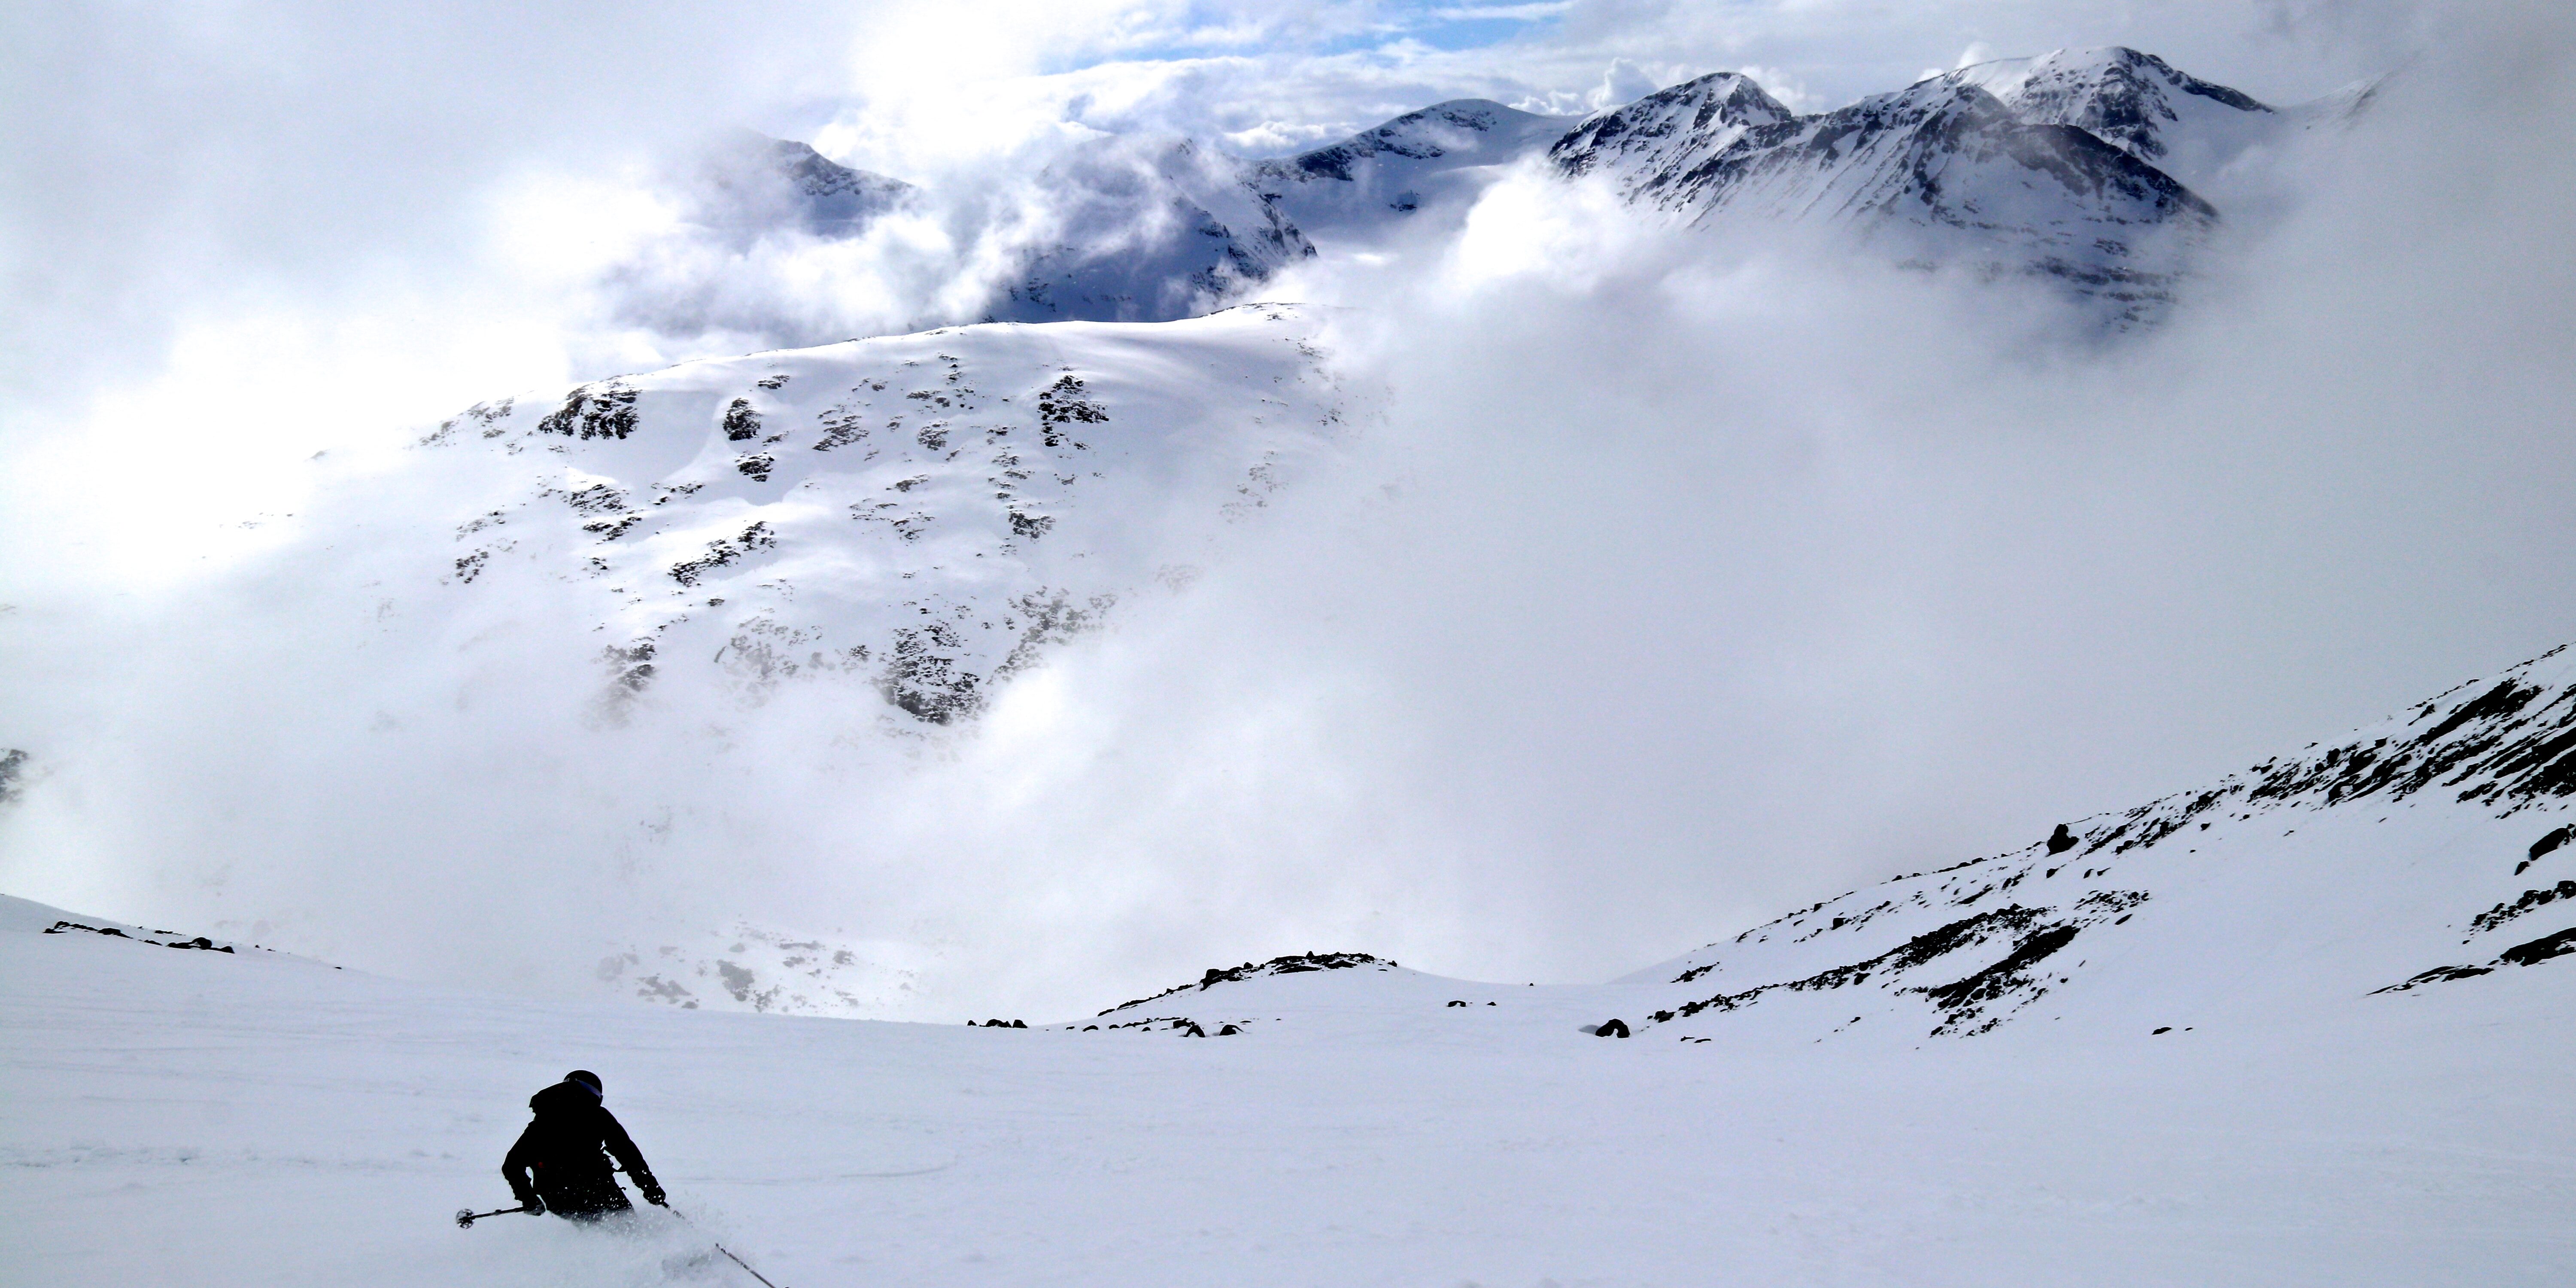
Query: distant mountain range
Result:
<box><xmin>714</xmin><ymin>47</ymin><xmax>2363</xmax><ymax>330</ymax></box>
<box><xmin>0</xmin><ymin>47</ymin><xmax>2395</xmax><ymax>1018</ymax></box>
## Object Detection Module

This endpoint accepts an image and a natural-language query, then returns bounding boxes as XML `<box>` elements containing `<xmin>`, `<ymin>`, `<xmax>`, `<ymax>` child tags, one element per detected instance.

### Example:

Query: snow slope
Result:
<box><xmin>1093</xmin><ymin>644</ymin><xmax>2576</xmax><ymax>1051</ymax></box>
<box><xmin>13</xmin><ymin>646</ymin><xmax>2573</xmax><ymax>1284</ymax></box>
<box><xmin>1245</xmin><ymin>99</ymin><xmax>1580</xmax><ymax>247</ymax></box>
<box><xmin>145</xmin><ymin>304</ymin><xmax>1354</xmax><ymax>1019</ymax></box>
<box><xmin>1547</xmin><ymin>73</ymin><xmax>1797</xmax><ymax>200</ymax></box>
<box><xmin>1603</xmin><ymin>644</ymin><xmax>2576</xmax><ymax>1042</ymax></box>
<box><xmin>1944</xmin><ymin>47</ymin><xmax>2285</xmax><ymax>194</ymax></box>
<box><xmin>412</xmin><ymin>302</ymin><xmax>1348</xmax><ymax>729</ymax></box>
<box><xmin>6</xmin><ymin>845</ymin><xmax>2572</xmax><ymax>1286</ymax></box>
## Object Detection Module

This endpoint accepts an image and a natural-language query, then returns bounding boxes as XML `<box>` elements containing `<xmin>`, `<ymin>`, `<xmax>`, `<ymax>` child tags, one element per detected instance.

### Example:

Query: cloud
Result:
<box><xmin>1589</xmin><ymin>56</ymin><xmax>1663</xmax><ymax>108</ymax></box>
<box><xmin>3</xmin><ymin>0</ymin><xmax>2573</xmax><ymax>1020</ymax></box>
<box><xmin>1426</xmin><ymin>2</ymin><xmax>1580</xmax><ymax>21</ymax></box>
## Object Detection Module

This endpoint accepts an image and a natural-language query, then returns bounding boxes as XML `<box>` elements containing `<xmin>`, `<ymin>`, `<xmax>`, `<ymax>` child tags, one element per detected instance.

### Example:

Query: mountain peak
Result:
<box><xmin>1270</xmin><ymin>98</ymin><xmax>1576</xmax><ymax>182</ymax></box>
<box><xmin>695</xmin><ymin>128</ymin><xmax>914</xmax><ymax>236</ymax></box>
<box><xmin>1246</xmin><ymin>98</ymin><xmax>1579</xmax><ymax>243</ymax></box>
<box><xmin>1947</xmin><ymin>47</ymin><xmax>2275</xmax><ymax>179</ymax></box>
<box><xmin>1548</xmin><ymin>70</ymin><xmax>1794</xmax><ymax>184</ymax></box>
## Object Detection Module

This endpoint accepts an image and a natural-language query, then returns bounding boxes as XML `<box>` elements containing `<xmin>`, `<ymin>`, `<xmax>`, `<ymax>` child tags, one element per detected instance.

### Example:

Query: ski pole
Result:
<box><xmin>665</xmin><ymin>1205</ymin><xmax>787</xmax><ymax>1288</ymax></box>
<box><xmin>455</xmin><ymin>1204</ymin><xmax>529</xmax><ymax>1227</ymax></box>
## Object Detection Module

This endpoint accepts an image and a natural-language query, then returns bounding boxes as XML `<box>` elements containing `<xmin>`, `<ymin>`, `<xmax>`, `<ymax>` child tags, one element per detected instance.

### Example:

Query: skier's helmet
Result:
<box><xmin>564</xmin><ymin>1069</ymin><xmax>603</xmax><ymax>1099</ymax></box>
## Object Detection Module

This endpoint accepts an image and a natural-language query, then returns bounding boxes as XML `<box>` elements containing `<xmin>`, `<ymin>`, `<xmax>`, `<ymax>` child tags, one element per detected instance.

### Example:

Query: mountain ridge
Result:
<box><xmin>693</xmin><ymin>46</ymin><xmax>2331</xmax><ymax>334</ymax></box>
<box><xmin>1077</xmin><ymin>641</ymin><xmax>2576</xmax><ymax>1042</ymax></box>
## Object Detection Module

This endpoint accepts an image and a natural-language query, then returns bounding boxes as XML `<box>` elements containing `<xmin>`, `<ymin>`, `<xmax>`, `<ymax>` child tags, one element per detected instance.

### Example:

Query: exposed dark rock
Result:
<box><xmin>564</xmin><ymin>482</ymin><xmax>629</xmax><ymax>515</ymax></box>
<box><xmin>1916</xmin><ymin>924</ymin><xmax>2081</xmax><ymax>1034</ymax></box>
<box><xmin>44</xmin><ymin>921</ymin><xmax>235</xmax><ymax>953</ymax></box>
<box><xmin>1669</xmin><ymin>905</ymin><xmax>2050</xmax><ymax>1021</ymax></box>
<box><xmin>876</xmin><ymin>622</ymin><xmax>983</xmax><ymax>723</ymax></box>
<box><xmin>537</xmin><ymin>384</ymin><xmax>641</xmax><ymax>440</ymax></box>
<box><xmin>1593</xmin><ymin>1018</ymin><xmax>1631</xmax><ymax>1038</ymax></box>
<box><xmin>1101</xmin><ymin>951</ymin><xmax>1390</xmax><ymax>1015</ymax></box>
<box><xmin>2371</xmin><ymin>964</ymin><xmax>2497</xmax><ymax>993</ymax></box>
<box><xmin>2467</xmin><ymin>881</ymin><xmax>2576</xmax><ymax>936</ymax></box>
<box><xmin>2046</xmin><ymin>824</ymin><xmax>2078</xmax><ymax>855</ymax></box>
<box><xmin>722</xmin><ymin>398</ymin><xmax>762</xmax><ymax>441</ymax></box>
<box><xmin>1035</xmin><ymin>375</ymin><xmax>1106</xmax><ymax>448</ymax></box>
<box><xmin>669</xmin><ymin>522</ymin><xmax>776</xmax><ymax>586</ymax></box>
<box><xmin>2498</xmin><ymin>927</ymin><xmax>2576</xmax><ymax>967</ymax></box>
<box><xmin>2519</xmin><ymin>826</ymin><xmax>2573</xmax><ymax>874</ymax></box>
<box><xmin>993</xmin><ymin>588</ymin><xmax>1116</xmax><ymax>684</ymax></box>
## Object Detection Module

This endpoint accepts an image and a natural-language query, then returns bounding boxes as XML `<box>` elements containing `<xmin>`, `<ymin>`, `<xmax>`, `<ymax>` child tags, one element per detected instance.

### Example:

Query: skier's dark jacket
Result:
<box><xmin>502</xmin><ymin>1080</ymin><xmax>658</xmax><ymax>1216</ymax></box>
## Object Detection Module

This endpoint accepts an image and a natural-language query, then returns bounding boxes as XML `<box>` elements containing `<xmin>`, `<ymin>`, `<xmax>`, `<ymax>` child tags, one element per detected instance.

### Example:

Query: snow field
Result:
<box><xmin>6</xmin><ymin>890</ymin><xmax>2570</xmax><ymax>1288</ymax></box>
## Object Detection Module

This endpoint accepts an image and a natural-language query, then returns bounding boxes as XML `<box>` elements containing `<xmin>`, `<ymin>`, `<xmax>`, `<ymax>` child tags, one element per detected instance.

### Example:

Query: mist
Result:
<box><xmin>3</xmin><ymin>3</ymin><xmax>2573</xmax><ymax>1021</ymax></box>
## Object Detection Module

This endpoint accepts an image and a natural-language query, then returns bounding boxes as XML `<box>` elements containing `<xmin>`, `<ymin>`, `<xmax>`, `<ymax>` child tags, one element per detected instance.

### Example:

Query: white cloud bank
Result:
<box><xmin>2</xmin><ymin>2</ymin><xmax>2572</xmax><ymax>1019</ymax></box>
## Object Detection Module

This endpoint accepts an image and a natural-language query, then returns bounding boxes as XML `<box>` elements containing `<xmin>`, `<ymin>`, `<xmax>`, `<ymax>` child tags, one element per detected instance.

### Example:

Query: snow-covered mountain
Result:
<box><xmin>669</xmin><ymin>48</ymin><xmax>2327</xmax><ymax>337</ymax></box>
<box><xmin>689</xmin><ymin>129</ymin><xmax>916</xmax><ymax>237</ymax></box>
<box><xmin>414</xmin><ymin>302</ymin><xmax>1349</xmax><ymax>730</ymax></box>
<box><xmin>989</xmin><ymin>140</ymin><xmax>1315</xmax><ymax>324</ymax></box>
<box><xmin>1245</xmin><ymin>99</ymin><xmax>1580</xmax><ymax>245</ymax></box>
<box><xmin>1943</xmin><ymin>46</ymin><xmax>2379</xmax><ymax>216</ymax></box>
<box><xmin>1552</xmin><ymin>64</ymin><xmax>2221</xmax><ymax>321</ymax></box>
<box><xmin>1086</xmin><ymin>644</ymin><xmax>2576</xmax><ymax>1045</ymax></box>
<box><xmin>1613</xmin><ymin>643</ymin><xmax>2576</xmax><ymax>1039</ymax></box>
<box><xmin>115</xmin><ymin>303</ymin><xmax>1354</xmax><ymax>1018</ymax></box>
<box><xmin>1943</xmin><ymin>47</ymin><xmax>2285</xmax><ymax>193</ymax></box>
<box><xmin>1547</xmin><ymin>72</ymin><xmax>1795</xmax><ymax>198</ymax></box>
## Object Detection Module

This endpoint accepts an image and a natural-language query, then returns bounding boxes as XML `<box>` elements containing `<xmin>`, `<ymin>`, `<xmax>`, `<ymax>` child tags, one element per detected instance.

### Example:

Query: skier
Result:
<box><xmin>501</xmin><ymin>1069</ymin><xmax>666</xmax><ymax>1219</ymax></box>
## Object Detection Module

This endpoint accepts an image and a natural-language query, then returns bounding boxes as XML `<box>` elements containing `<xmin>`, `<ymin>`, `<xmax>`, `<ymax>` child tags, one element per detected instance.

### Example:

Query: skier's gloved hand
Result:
<box><xmin>641</xmin><ymin>1181</ymin><xmax>668</xmax><ymax>1207</ymax></box>
<box><xmin>522</xmin><ymin>1194</ymin><xmax>547</xmax><ymax>1216</ymax></box>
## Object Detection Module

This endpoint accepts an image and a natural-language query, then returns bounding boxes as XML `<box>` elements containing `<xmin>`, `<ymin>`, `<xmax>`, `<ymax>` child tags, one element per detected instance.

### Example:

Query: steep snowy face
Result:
<box><xmin>1947</xmin><ymin>47</ymin><xmax>2282</xmax><ymax>192</ymax></box>
<box><xmin>1564</xmin><ymin>73</ymin><xmax>2218</xmax><ymax>322</ymax></box>
<box><xmin>993</xmin><ymin>139</ymin><xmax>1315</xmax><ymax>324</ymax></box>
<box><xmin>1246</xmin><ymin>99</ymin><xmax>1580</xmax><ymax>245</ymax></box>
<box><xmin>415</xmin><ymin>303</ymin><xmax>1347</xmax><ymax>731</ymax></box>
<box><xmin>1546</xmin><ymin>73</ymin><xmax>1795</xmax><ymax>198</ymax></box>
<box><xmin>1614</xmin><ymin>644</ymin><xmax>2576</xmax><ymax>1042</ymax></box>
